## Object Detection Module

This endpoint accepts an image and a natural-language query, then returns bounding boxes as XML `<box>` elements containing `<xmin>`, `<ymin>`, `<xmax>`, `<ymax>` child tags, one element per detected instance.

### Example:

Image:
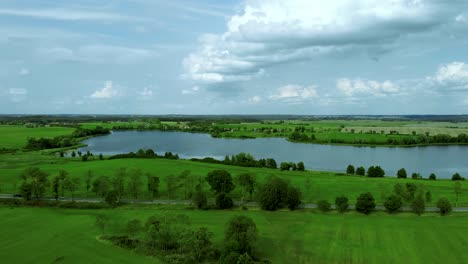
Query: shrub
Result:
<box><xmin>436</xmin><ymin>198</ymin><xmax>452</xmax><ymax>216</ymax></box>
<box><xmin>258</xmin><ymin>177</ymin><xmax>288</xmax><ymax>211</ymax></box>
<box><xmin>346</xmin><ymin>165</ymin><xmax>355</xmax><ymax>174</ymax></box>
<box><xmin>356</xmin><ymin>192</ymin><xmax>376</xmax><ymax>215</ymax></box>
<box><xmin>335</xmin><ymin>196</ymin><xmax>349</xmax><ymax>213</ymax></box>
<box><xmin>411</xmin><ymin>195</ymin><xmax>425</xmax><ymax>216</ymax></box>
<box><xmin>429</xmin><ymin>173</ymin><xmax>437</xmax><ymax>180</ymax></box>
<box><xmin>192</xmin><ymin>190</ymin><xmax>207</xmax><ymax>209</ymax></box>
<box><xmin>411</xmin><ymin>173</ymin><xmax>422</xmax><ymax>179</ymax></box>
<box><xmin>384</xmin><ymin>194</ymin><xmax>402</xmax><ymax>213</ymax></box>
<box><xmin>216</xmin><ymin>193</ymin><xmax>234</xmax><ymax>209</ymax></box>
<box><xmin>206</xmin><ymin>170</ymin><xmax>235</xmax><ymax>194</ymax></box>
<box><xmin>104</xmin><ymin>190</ymin><xmax>119</xmax><ymax>206</ymax></box>
<box><xmin>317</xmin><ymin>200</ymin><xmax>331</xmax><ymax>212</ymax></box>
<box><xmin>286</xmin><ymin>186</ymin><xmax>302</xmax><ymax>210</ymax></box>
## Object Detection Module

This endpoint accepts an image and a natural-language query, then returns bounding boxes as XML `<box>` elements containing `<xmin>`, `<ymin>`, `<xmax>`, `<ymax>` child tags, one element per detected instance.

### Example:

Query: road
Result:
<box><xmin>1</xmin><ymin>194</ymin><xmax>468</xmax><ymax>212</ymax></box>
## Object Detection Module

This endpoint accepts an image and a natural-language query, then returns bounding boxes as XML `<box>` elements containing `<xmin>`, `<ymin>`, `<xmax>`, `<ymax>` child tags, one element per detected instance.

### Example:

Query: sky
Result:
<box><xmin>1</xmin><ymin>0</ymin><xmax>468</xmax><ymax>115</ymax></box>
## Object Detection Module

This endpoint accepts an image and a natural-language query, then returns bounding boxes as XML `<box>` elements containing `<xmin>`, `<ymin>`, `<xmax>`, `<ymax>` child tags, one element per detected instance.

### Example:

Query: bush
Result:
<box><xmin>411</xmin><ymin>173</ymin><xmax>422</xmax><ymax>179</ymax></box>
<box><xmin>356</xmin><ymin>192</ymin><xmax>376</xmax><ymax>215</ymax></box>
<box><xmin>452</xmin><ymin>173</ymin><xmax>465</xmax><ymax>181</ymax></box>
<box><xmin>317</xmin><ymin>200</ymin><xmax>331</xmax><ymax>212</ymax></box>
<box><xmin>258</xmin><ymin>177</ymin><xmax>288</xmax><ymax>211</ymax></box>
<box><xmin>335</xmin><ymin>196</ymin><xmax>349</xmax><ymax>213</ymax></box>
<box><xmin>384</xmin><ymin>194</ymin><xmax>402</xmax><ymax>213</ymax></box>
<box><xmin>436</xmin><ymin>198</ymin><xmax>452</xmax><ymax>216</ymax></box>
<box><xmin>216</xmin><ymin>193</ymin><xmax>234</xmax><ymax>209</ymax></box>
<box><xmin>346</xmin><ymin>165</ymin><xmax>355</xmax><ymax>174</ymax></box>
<box><xmin>429</xmin><ymin>173</ymin><xmax>437</xmax><ymax>180</ymax></box>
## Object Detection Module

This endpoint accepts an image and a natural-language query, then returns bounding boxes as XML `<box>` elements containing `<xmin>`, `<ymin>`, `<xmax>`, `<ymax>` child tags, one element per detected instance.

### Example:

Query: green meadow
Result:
<box><xmin>0</xmin><ymin>125</ymin><xmax>74</xmax><ymax>149</ymax></box>
<box><xmin>0</xmin><ymin>206</ymin><xmax>467</xmax><ymax>264</ymax></box>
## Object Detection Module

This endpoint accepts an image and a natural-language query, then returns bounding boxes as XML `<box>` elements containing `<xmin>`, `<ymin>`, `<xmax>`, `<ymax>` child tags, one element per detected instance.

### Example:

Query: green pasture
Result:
<box><xmin>0</xmin><ymin>125</ymin><xmax>74</xmax><ymax>149</ymax></box>
<box><xmin>0</xmin><ymin>153</ymin><xmax>466</xmax><ymax>206</ymax></box>
<box><xmin>0</xmin><ymin>206</ymin><xmax>467</xmax><ymax>264</ymax></box>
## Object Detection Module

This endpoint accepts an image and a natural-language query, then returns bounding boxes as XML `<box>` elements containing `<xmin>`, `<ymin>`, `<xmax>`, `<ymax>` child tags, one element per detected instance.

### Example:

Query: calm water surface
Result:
<box><xmin>79</xmin><ymin>131</ymin><xmax>468</xmax><ymax>179</ymax></box>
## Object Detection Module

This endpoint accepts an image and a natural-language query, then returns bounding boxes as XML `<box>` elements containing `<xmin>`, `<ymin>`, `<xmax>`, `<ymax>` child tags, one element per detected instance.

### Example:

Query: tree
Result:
<box><xmin>335</xmin><ymin>196</ymin><xmax>349</xmax><ymax>213</ymax></box>
<box><xmin>192</xmin><ymin>188</ymin><xmax>207</xmax><ymax>209</ymax></box>
<box><xmin>397</xmin><ymin>168</ymin><xmax>407</xmax><ymax>178</ymax></box>
<box><xmin>425</xmin><ymin>191</ymin><xmax>432</xmax><ymax>203</ymax></box>
<box><xmin>356</xmin><ymin>166</ymin><xmax>366</xmax><ymax>176</ymax></box>
<box><xmin>429</xmin><ymin>173</ymin><xmax>437</xmax><ymax>180</ymax></box>
<box><xmin>286</xmin><ymin>186</ymin><xmax>302</xmax><ymax>210</ymax></box>
<box><xmin>367</xmin><ymin>166</ymin><xmax>385</xmax><ymax>177</ymax></box>
<box><xmin>405</xmin><ymin>183</ymin><xmax>417</xmax><ymax>201</ymax></box>
<box><xmin>58</xmin><ymin>169</ymin><xmax>68</xmax><ymax>197</ymax></box>
<box><xmin>280</xmin><ymin>162</ymin><xmax>291</xmax><ymax>171</ymax></box>
<box><xmin>99</xmin><ymin>153</ymin><xmax>104</xmax><ymax>160</ymax></box>
<box><xmin>356</xmin><ymin>192</ymin><xmax>376</xmax><ymax>215</ymax></box>
<box><xmin>59</xmin><ymin>152</ymin><xmax>64</xmax><ymax>158</ymax></box>
<box><xmin>71</xmin><ymin>151</ymin><xmax>76</xmax><ymax>158</ymax></box>
<box><xmin>216</xmin><ymin>192</ymin><xmax>234</xmax><ymax>209</ymax></box>
<box><xmin>178</xmin><ymin>170</ymin><xmax>194</xmax><ymax>199</ymax></box>
<box><xmin>346</xmin><ymin>165</ymin><xmax>355</xmax><ymax>175</ymax></box>
<box><xmin>454</xmin><ymin>181</ymin><xmax>462</xmax><ymax>207</ymax></box>
<box><xmin>92</xmin><ymin>176</ymin><xmax>111</xmax><ymax>197</ymax></box>
<box><xmin>436</xmin><ymin>197</ymin><xmax>452</xmax><ymax>216</ymax></box>
<box><xmin>411</xmin><ymin>173</ymin><xmax>422</xmax><ymax>179</ymax></box>
<box><xmin>20</xmin><ymin>167</ymin><xmax>49</xmax><ymax>200</ymax></box>
<box><xmin>258</xmin><ymin>177</ymin><xmax>288</xmax><ymax>211</ymax></box>
<box><xmin>238</xmin><ymin>173</ymin><xmax>256</xmax><ymax>201</ymax></box>
<box><xmin>85</xmin><ymin>170</ymin><xmax>93</xmax><ymax>197</ymax></box>
<box><xmin>82</xmin><ymin>155</ymin><xmax>88</xmax><ymax>161</ymax></box>
<box><xmin>297</xmin><ymin>161</ymin><xmax>305</xmax><ymax>171</ymax></box>
<box><xmin>166</xmin><ymin>174</ymin><xmax>180</xmax><ymax>199</ymax></box>
<box><xmin>411</xmin><ymin>195</ymin><xmax>425</xmax><ymax>216</ymax></box>
<box><xmin>206</xmin><ymin>170</ymin><xmax>234</xmax><ymax>194</ymax></box>
<box><xmin>63</xmin><ymin>176</ymin><xmax>81</xmax><ymax>201</ymax></box>
<box><xmin>113</xmin><ymin>168</ymin><xmax>126</xmax><ymax>201</ymax></box>
<box><xmin>317</xmin><ymin>200</ymin><xmax>331</xmax><ymax>212</ymax></box>
<box><xmin>52</xmin><ymin>175</ymin><xmax>60</xmax><ymax>200</ymax></box>
<box><xmin>128</xmin><ymin>169</ymin><xmax>143</xmax><ymax>200</ymax></box>
<box><xmin>147</xmin><ymin>173</ymin><xmax>160</xmax><ymax>200</ymax></box>
<box><xmin>105</xmin><ymin>190</ymin><xmax>119</xmax><ymax>206</ymax></box>
<box><xmin>452</xmin><ymin>173</ymin><xmax>465</xmax><ymax>181</ymax></box>
<box><xmin>224</xmin><ymin>216</ymin><xmax>257</xmax><ymax>258</ymax></box>
<box><xmin>265</xmin><ymin>158</ymin><xmax>277</xmax><ymax>169</ymax></box>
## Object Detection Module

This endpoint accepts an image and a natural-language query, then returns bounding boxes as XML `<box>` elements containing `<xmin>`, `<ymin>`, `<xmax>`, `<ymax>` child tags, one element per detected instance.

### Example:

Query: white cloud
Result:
<box><xmin>0</xmin><ymin>8</ymin><xmax>146</xmax><ymax>22</ymax></box>
<box><xmin>91</xmin><ymin>81</ymin><xmax>118</xmax><ymax>99</ymax></box>
<box><xmin>18</xmin><ymin>68</ymin><xmax>30</xmax><ymax>76</ymax></box>
<box><xmin>38</xmin><ymin>45</ymin><xmax>156</xmax><ymax>64</ymax></box>
<box><xmin>270</xmin><ymin>84</ymin><xmax>318</xmax><ymax>102</ymax></box>
<box><xmin>337</xmin><ymin>79</ymin><xmax>400</xmax><ymax>97</ymax></box>
<box><xmin>248</xmin><ymin>95</ymin><xmax>262</xmax><ymax>104</ymax></box>
<box><xmin>430</xmin><ymin>62</ymin><xmax>468</xmax><ymax>90</ymax></box>
<box><xmin>456</xmin><ymin>14</ymin><xmax>467</xmax><ymax>24</ymax></box>
<box><xmin>139</xmin><ymin>87</ymin><xmax>153</xmax><ymax>97</ymax></box>
<box><xmin>8</xmin><ymin>88</ymin><xmax>28</xmax><ymax>102</ymax></box>
<box><xmin>184</xmin><ymin>0</ymin><xmax>463</xmax><ymax>85</ymax></box>
<box><xmin>182</xmin><ymin>86</ymin><xmax>200</xmax><ymax>95</ymax></box>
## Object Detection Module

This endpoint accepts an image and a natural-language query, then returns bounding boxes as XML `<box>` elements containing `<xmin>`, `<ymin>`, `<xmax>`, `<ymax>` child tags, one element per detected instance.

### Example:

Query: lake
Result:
<box><xmin>79</xmin><ymin>131</ymin><xmax>468</xmax><ymax>179</ymax></box>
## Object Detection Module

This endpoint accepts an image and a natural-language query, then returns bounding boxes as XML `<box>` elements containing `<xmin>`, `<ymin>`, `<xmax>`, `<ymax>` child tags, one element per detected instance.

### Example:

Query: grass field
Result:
<box><xmin>0</xmin><ymin>152</ymin><xmax>466</xmax><ymax>206</ymax></box>
<box><xmin>1</xmin><ymin>205</ymin><xmax>467</xmax><ymax>264</ymax></box>
<box><xmin>0</xmin><ymin>125</ymin><xmax>74</xmax><ymax>149</ymax></box>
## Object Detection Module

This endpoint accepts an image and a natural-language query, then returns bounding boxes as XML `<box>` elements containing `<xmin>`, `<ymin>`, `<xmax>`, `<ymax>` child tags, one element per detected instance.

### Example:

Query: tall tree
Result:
<box><xmin>52</xmin><ymin>175</ymin><xmax>60</xmax><ymax>201</ymax></box>
<box><xmin>128</xmin><ymin>169</ymin><xmax>143</xmax><ymax>200</ymax></box>
<box><xmin>146</xmin><ymin>173</ymin><xmax>160</xmax><ymax>200</ymax></box>
<box><xmin>346</xmin><ymin>165</ymin><xmax>355</xmax><ymax>174</ymax></box>
<box><xmin>454</xmin><ymin>181</ymin><xmax>462</xmax><ymax>207</ymax></box>
<box><xmin>63</xmin><ymin>176</ymin><xmax>81</xmax><ymax>201</ymax></box>
<box><xmin>20</xmin><ymin>167</ymin><xmax>50</xmax><ymax>200</ymax></box>
<box><xmin>178</xmin><ymin>170</ymin><xmax>194</xmax><ymax>199</ymax></box>
<box><xmin>113</xmin><ymin>168</ymin><xmax>126</xmax><ymax>202</ymax></box>
<box><xmin>85</xmin><ymin>170</ymin><xmax>93</xmax><ymax>198</ymax></box>
<box><xmin>206</xmin><ymin>170</ymin><xmax>234</xmax><ymax>194</ymax></box>
<box><xmin>238</xmin><ymin>173</ymin><xmax>256</xmax><ymax>201</ymax></box>
<box><xmin>397</xmin><ymin>168</ymin><xmax>407</xmax><ymax>178</ymax></box>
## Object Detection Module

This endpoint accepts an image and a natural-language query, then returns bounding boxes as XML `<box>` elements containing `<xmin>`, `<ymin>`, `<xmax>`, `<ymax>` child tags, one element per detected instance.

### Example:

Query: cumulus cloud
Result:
<box><xmin>91</xmin><ymin>81</ymin><xmax>118</xmax><ymax>99</ymax></box>
<box><xmin>337</xmin><ymin>79</ymin><xmax>400</xmax><ymax>97</ymax></box>
<box><xmin>8</xmin><ymin>88</ymin><xmax>28</xmax><ymax>102</ymax></box>
<box><xmin>182</xmin><ymin>86</ymin><xmax>200</xmax><ymax>95</ymax></box>
<box><xmin>270</xmin><ymin>84</ymin><xmax>318</xmax><ymax>102</ymax></box>
<box><xmin>430</xmin><ymin>62</ymin><xmax>468</xmax><ymax>91</ymax></box>
<box><xmin>184</xmin><ymin>0</ymin><xmax>464</xmax><ymax>86</ymax></box>
<box><xmin>248</xmin><ymin>95</ymin><xmax>262</xmax><ymax>104</ymax></box>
